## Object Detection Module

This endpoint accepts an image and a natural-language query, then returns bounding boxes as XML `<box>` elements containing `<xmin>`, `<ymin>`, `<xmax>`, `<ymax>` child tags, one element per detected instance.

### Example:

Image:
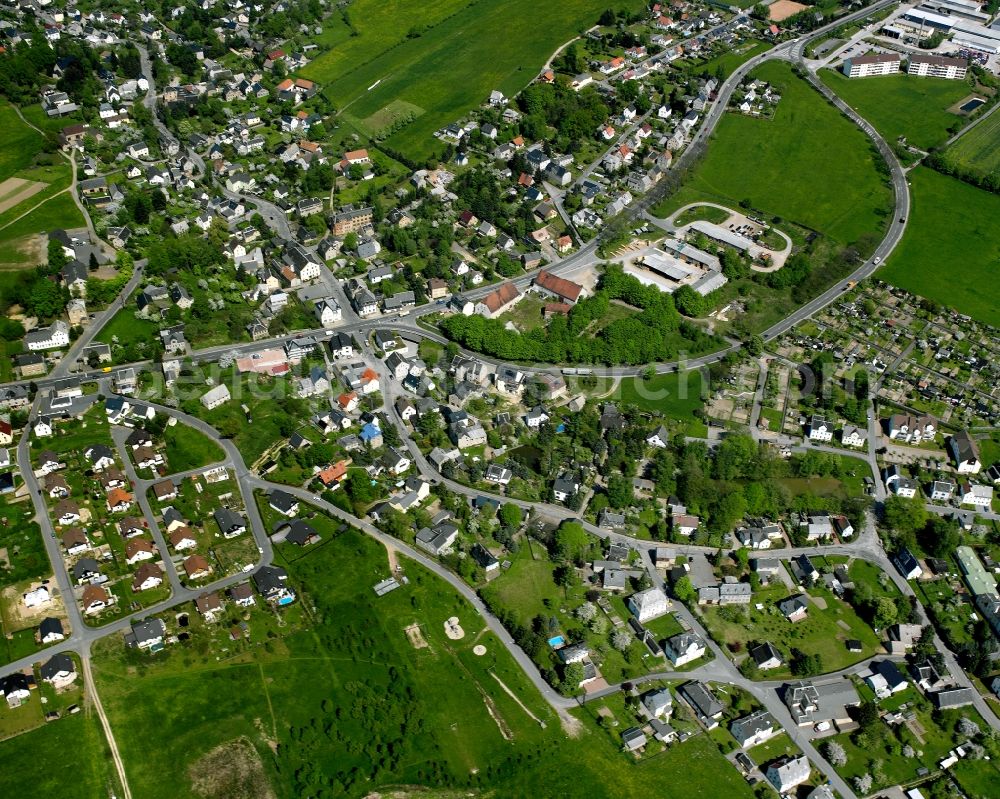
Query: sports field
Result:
<box><xmin>879</xmin><ymin>166</ymin><xmax>1000</xmax><ymax>327</ymax></box>
<box><xmin>306</xmin><ymin>0</ymin><xmax>645</xmax><ymax>160</ymax></box>
<box><xmin>656</xmin><ymin>61</ymin><xmax>891</xmax><ymax>245</ymax></box>
<box><xmin>944</xmin><ymin>106</ymin><xmax>1000</xmax><ymax>184</ymax></box>
<box><xmin>819</xmin><ymin>69</ymin><xmax>972</xmax><ymax>151</ymax></box>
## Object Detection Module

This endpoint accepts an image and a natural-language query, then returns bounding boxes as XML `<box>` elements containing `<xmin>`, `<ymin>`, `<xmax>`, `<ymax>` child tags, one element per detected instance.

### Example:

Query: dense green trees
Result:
<box><xmin>440</xmin><ymin>265</ymin><xmax>719</xmax><ymax>365</ymax></box>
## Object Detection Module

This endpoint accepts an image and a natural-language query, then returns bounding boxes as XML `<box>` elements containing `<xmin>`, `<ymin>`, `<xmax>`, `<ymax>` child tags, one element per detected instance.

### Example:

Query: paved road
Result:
<box><xmin>51</xmin><ymin>261</ymin><xmax>144</xmax><ymax>379</ymax></box>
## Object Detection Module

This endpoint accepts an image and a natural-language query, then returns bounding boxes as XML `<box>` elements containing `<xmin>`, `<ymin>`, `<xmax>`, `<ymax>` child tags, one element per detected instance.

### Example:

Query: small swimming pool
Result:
<box><xmin>279</xmin><ymin>596</ymin><xmax>295</xmax><ymax>606</ymax></box>
<box><xmin>548</xmin><ymin>635</ymin><xmax>565</xmax><ymax>648</ymax></box>
<box><xmin>961</xmin><ymin>98</ymin><xmax>985</xmax><ymax>113</ymax></box>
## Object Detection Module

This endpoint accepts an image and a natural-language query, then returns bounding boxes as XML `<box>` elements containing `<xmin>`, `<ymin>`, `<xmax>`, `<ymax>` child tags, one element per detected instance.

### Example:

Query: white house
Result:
<box><xmin>949</xmin><ymin>431</ymin><xmax>981</xmax><ymax>475</ymax></box>
<box><xmin>959</xmin><ymin>482</ymin><xmax>993</xmax><ymax>509</ymax></box>
<box><xmin>314</xmin><ymin>299</ymin><xmax>342</xmax><ymax>327</ymax></box>
<box><xmin>25</xmin><ymin>320</ymin><xmax>70</xmax><ymax>351</ymax></box>
<box><xmin>628</xmin><ymin>587</ymin><xmax>669</xmax><ymax>623</ymax></box>
<box><xmin>807</xmin><ymin>415</ymin><xmax>833</xmax><ymax>443</ymax></box>
<box><xmin>201</xmin><ymin>384</ymin><xmax>231</xmax><ymax>409</ymax></box>
<box><xmin>664</xmin><ymin>632</ymin><xmax>706</xmax><ymax>666</ymax></box>
<box><xmin>766</xmin><ymin>755</ymin><xmax>811</xmax><ymax>794</ymax></box>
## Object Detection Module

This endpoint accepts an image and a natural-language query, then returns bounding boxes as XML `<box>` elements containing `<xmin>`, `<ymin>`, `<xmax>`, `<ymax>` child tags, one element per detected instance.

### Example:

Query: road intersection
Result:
<box><xmin>5</xmin><ymin>4</ymin><xmax>988</xmax><ymax>795</ymax></box>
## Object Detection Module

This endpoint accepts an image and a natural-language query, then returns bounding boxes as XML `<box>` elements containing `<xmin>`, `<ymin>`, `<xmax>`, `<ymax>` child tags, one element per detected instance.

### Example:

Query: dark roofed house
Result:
<box><xmin>284</xmin><ymin>519</ymin><xmax>320</xmax><ymax>546</ymax></box>
<box><xmin>932</xmin><ymin>687</ymin><xmax>975</xmax><ymax>709</ymax></box>
<box><xmin>128</xmin><ymin>618</ymin><xmax>166</xmax><ymax>650</ymax></box>
<box><xmin>213</xmin><ymin>507</ymin><xmax>247</xmax><ymax>538</ymax></box>
<box><xmin>255</xmin><ymin>565</ymin><xmax>294</xmax><ymax>604</ymax></box>
<box><xmin>39</xmin><ymin>617</ymin><xmax>65</xmax><ymax>644</ymax></box>
<box><xmin>678</xmin><ymin>681</ymin><xmax>724</xmax><ymax>729</ymax></box>
<box><xmin>269</xmin><ymin>489</ymin><xmax>299</xmax><ymax>516</ymax></box>
<box><xmin>40</xmin><ymin>652</ymin><xmax>76</xmax><ymax>684</ymax></box>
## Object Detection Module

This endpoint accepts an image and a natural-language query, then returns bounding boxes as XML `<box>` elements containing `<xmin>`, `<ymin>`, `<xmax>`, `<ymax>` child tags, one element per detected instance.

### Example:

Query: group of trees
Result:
<box><xmin>516</xmin><ymin>81</ymin><xmax>613</xmax><ymax>153</ymax></box>
<box><xmin>439</xmin><ymin>265</ymin><xmax>718</xmax><ymax>365</ymax></box>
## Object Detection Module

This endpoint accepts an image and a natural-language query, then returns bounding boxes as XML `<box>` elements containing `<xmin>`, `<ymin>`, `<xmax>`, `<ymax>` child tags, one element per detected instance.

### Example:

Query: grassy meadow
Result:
<box><xmin>655</xmin><ymin>61</ymin><xmax>892</xmax><ymax>246</ymax></box>
<box><xmin>90</xmin><ymin>521</ymin><xmax>754</xmax><ymax>799</ymax></box>
<box><xmin>879</xmin><ymin>167</ymin><xmax>1000</xmax><ymax>328</ymax></box>
<box><xmin>819</xmin><ymin>69</ymin><xmax>972</xmax><ymax>151</ymax></box>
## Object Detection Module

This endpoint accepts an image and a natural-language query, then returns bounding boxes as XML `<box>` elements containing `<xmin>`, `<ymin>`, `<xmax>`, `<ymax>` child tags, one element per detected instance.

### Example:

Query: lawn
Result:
<box><xmin>944</xmin><ymin>104</ymin><xmax>1000</xmax><ymax>184</ymax></box>
<box><xmin>879</xmin><ymin>167</ymin><xmax>1000</xmax><ymax>327</ymax></box>
<box><xmin>163</xmin><ymin>421</ymin><xmax>225</xmax><ymax>472</ymax></box>
<box><xmin>673</xmin><ymin>203</ymin><xmax>732</xmax><ymax>227</ymax></box>
<box><xmin>498</xmin><ymin>293</ymin><xmax>548</xmax><ymax>332</ymax></box>
<box><xmin>746</xmin><ymin>731</ymin><xmax>800</xmax><ymax>763</ymax></box>
<box><xmin>617</xmin><ymin>370</ymin><xmax>705</xmax><ymax>419</ymax></box>
<box><xmin>819</xmin><ymin>69</ymin><xmax>971</xmax><ymax>151</ymax></box>
<box><xmin>0</xmin><ymin>185</ymin><xmax>81</xmax><ymax>268</ymax></box>
<box><xmin>480</xmin><ymin>548</ymin><xmax>565</xmax><ymax>627</ymax></box>
<box><xmin>830</xmin><ymin>700</ymin><xmax>988</xmax><ymax>789</ymax></box>
<box><xmin>654</xmin><ymin>61</ymin><xmax>892</xmax><ymax>246</ymax></box>
<box><xmin>95</xmin><ymin>307</ymin><xmax>160</xmax><ymax>348</ymax></box>
<box><xmin>0</xmin><ymin>711</ymin><xmax>113</xmax><ymax>797</ymax></box>
<box><xmin>309</xmin><ymin>0</ymin><xmax>646</xmax><ymax>161</ymax></box>
<box><xmin>0</xmin><ymin>492</ymin><xmax>48</xmax><ymax>591</ymax></box>
<box><xmin>92</xmin><ymin>521</ymin><xmax>753</xmax><ymax>799</ymax></box>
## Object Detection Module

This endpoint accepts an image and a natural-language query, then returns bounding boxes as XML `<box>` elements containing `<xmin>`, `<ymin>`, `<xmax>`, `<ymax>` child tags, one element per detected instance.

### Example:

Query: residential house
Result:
<box><xmin>628</xmin><ymin>587</ymin><xmax>669</xmax><ymax>622</ymax></box>
<box><xmin>678</xmin><ymin>682</ymin><xmax>724</xmax><ymax>729</ymax></box>
<box><xmin>766</xmin><ymin>755</ymin><xmax>811</xmax><ymax>794</ymax></box>
<box><xmin>731</xmin><ymin>709</ymin><xmax>778</xmax><ymax>748</ymax></box>
<box><xmin>132</xmin><ymin>563</ymin><xmax>164</xmax><ymax>592</ymax></box>
<box><xmin>949</xmin><ymin>431</ymin><xmax>981</xmax><ymax>474</ymax></box>
<box><xmin>664</xmin><ymin>632</ymin><xmax>706</xmax><ymax>666</ymax></box>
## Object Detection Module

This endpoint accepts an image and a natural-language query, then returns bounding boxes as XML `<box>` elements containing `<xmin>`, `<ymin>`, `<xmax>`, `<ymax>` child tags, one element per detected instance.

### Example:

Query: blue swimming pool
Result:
<box><xmin>548</xmin><ymin>635</ymin><xmax>565</xmax><ymax>648</ymax></box>
<box><xmin>961</xmin><ymin>98</ymin><xmax>985</xmax><ymax>113</ymax></box>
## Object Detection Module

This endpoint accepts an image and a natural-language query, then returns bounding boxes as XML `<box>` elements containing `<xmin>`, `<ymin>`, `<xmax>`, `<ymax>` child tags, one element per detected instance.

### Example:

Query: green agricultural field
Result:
<box><xmin>309</xmin><ymin>0</ymin><xmax>646</xmax><ymax>161</ymax></box>
<box><xmin>0</xmin><ymin>105</ymin><xmax>80</xmax><ymax>267</ymax></box>
<box><xmin>0</xmin><ymin>711</ymin><xmax>114</xmax><ymax>797</ymax></box>
<box><xmin>879</xmin><ymin>167</ymin><xmax>1000</xmax><ymax>327</ymax></box>
<box><xmin>819</xmin><ymin>70</ymin><xmax>972</xmax><ymax>151</ymax></box>
<box><xmin>0</xmin><ymin>104</ymin><xmax>43</xmax><ymax>181</ymax></box>
<box><xmin>163</xmin><ymin>422</ymin><xmax>225</xmax><ymax>472</ymax></box>
<box><xmin>655</xmin><ymin>61</ymin><xmax>892</xmax><ymax>246</ymax></box>
<box><xmin>944</xmin><ymin>106</ymin><xmax>1000</xmax><ymax>185</ymax></box>
<box><xmin>93</xmin><ymin>525</ymin><xmax>753</xmax><ymax>799</ymax></box>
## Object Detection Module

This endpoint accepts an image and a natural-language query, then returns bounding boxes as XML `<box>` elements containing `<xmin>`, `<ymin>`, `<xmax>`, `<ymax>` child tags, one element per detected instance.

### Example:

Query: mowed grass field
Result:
<box><xmin>657</xmin><ymin>61</ymin><xmax>892</xmax><ymax>245</ymax></box>
<box><xmin>307</xmin><ymin>0</ymin><xmax>645</xmax><ymax>160</ymax></box>
<box><xmin>879</xmin><ymin>166</ymin><xmax>1000</xmax><ymax>327</ymax></box>
<box><xmin>93</xmin><ymin>525</ymin><xmax>754</xmax><ymax>799</ymax></box>
<box><xmin>944</xmin><ymin>105</ymin><xmax>1000</xmax><ymax>184</ymax></box>
<box><xmin>819</xmin><ymin>69</ymin><xmax>972</xmax><ymax>151</ymax></box>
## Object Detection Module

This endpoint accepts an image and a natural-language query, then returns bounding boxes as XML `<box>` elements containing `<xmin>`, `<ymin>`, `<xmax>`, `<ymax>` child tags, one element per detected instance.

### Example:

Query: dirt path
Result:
<box><xmin>489</xmin><ymin>671</ymin><xmax>544</xmax><ymax>726</ymax></box>
<box><xmin>82</xmin><ymin>652</ymin><xmax>133</xmax><ymax>799</ymax></box>
<box><xmin>383</xmin><ymin>538</ymin><xmax>401</xmax><ymax>573</ymax></box>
